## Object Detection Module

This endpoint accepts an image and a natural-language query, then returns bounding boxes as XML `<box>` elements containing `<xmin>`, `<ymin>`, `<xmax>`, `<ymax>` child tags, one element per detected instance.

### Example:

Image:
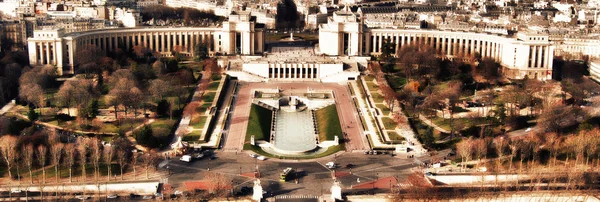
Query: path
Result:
<box><xmin>418</xmin><ymin>115</ymin><xmax>450</xmax><ymax>134</ymax></box>
<box><xmin>125</xmin><ymin>119</ymin><xmax>155</xmax><ymax>152</ymax></box>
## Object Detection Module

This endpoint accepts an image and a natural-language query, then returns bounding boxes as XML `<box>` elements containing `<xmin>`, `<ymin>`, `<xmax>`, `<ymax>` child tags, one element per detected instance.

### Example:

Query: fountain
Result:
<box><xmin>280</xmin><ymin>32</ymin><xmax>304</xmax><ymax>42</ymax></box>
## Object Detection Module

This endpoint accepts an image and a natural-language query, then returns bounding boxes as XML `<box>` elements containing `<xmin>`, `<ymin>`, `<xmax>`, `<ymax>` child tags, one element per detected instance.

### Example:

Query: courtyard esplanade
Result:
<box><xmin>363</xmin><ymin>29</ymin><xmax>554</xmax><ymax>80</ymax></box>
<box><xmin>27</xmin><ymin>11</ymin><xmax>266</xmax><ymax>75</ymax></box>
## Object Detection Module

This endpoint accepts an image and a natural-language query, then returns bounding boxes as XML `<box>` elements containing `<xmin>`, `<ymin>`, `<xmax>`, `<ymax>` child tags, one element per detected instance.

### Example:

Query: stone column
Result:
<box><xmin>378</xmin><ymin>34</ymin><xmax>383</xmax><ymax>53</ymax></box>
<box><xmin>45</xmin><ymin>42</ymin><xmax>51</xmax><ymax>65</ymax></box>
<box><xmin>441</xmin><ymin>37</ymin><xmax>446</xmax><ymax>55</ymax></box>
<box><xmin>537</xmin><ymin>46</ymin><xmax>543</xmax><ymax>68</ymax></box>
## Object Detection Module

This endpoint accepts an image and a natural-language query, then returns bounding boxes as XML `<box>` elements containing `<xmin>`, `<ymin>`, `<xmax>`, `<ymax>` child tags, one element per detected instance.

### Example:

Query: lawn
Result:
<box><xmin>245</xmin><ymin>104</ymin><xmax>273</xmax><ymax>142</ymax></box>
<box><xmin>202</xmin><ymin>92</ymin><xmax>217</xmax><ymax>103</ymax></box>
<box><xmin>385</xmin><ymin>75</ymin><xmax>407</xmax><ymax>90</ymax></box>
<box><xmin>197</xmin><ymin>103</ymin><xmax>212</xmax><ymax>114</ymax></box>
<box><xmin>315</xmin><ymin>105</ymin><xmax>343</xmax><ymax>141</ymax></box>
<box><xmin>432</xmin><ymin>117</ymin><xmax>494</xmax><ymax>132</ymax></box>
<box><xmin>211</xmin><ymin>74</ymin><xmax>222</xmax><ymax>81</ymax></box>
<box><xmin>243</xmin><ymin>144</ymin><xmax>344</xmax><ymax>159</ymax></box>
<box><xmin>371</xmin><ymin>93</ymin><xmax>385</xmax><ymax>103</ymax></box>
<box><xmin>150</xmin><ymin>118</ymin><xmax>176</xmax><ymax>136</ymax></box>
<box><xmin>366</xmin><ymin>82</ymin><xmax>379</xmax><ymax>90</ymax></box>
<box><xmin>190</xmin><ymin>116</ymin><xmax>207</xmax><ymax>128</ymax></box>
<box><xmin>382</xmin><ymin>117</ymin><xmax>398</xmax><ymax>129</ymax></box>
<box><xmin>387</xmin><ymin>131</ymin><xmax>405</xmax><ymax>142</ymax></box>
<box><xmin>183</xmin><ymin>134</ymin><xmax>202</xmax><ymax>142</ymax></box>
<box><xmin>376</xmin><ymin>104</ymin><xmax>391</xmax><ymax>116</ymax></box>
<box><xmin>208</xmin><ymin>82</ymin><xmax>220</xmax><ymax>91</ymax></box>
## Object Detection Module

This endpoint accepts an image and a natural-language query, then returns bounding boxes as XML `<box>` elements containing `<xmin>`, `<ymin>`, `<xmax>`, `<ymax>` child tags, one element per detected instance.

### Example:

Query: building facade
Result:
<box><xmin>27</xmin><ymin>12</ymin><xmax>265</xmax><ymax>75</ymax></box>
<box><xmin>319</xmin><ymin>10</ymin><xmax>555</xmax><ymax>80</ymax></box>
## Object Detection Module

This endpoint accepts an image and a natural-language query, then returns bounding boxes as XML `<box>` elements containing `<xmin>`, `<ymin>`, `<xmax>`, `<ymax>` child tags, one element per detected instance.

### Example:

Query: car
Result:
<box><xmin>192</xmin><ymin>152</ymin><xmax>204</xmax><ymax>159</ymax></box>
<box><xmin>249</xmin><ymin>153</ymin><xmax>258</xmax><ymax>158</ymax></box>
<box><xmin>10</xmin><ymin>190</ymin><xmax>22</xmax><ymax>194</ymax></box>
<box><xmin>525</xmin><ymin>127</ymin><xmax>532</xmax><ymax>132</ymax></box>
<box><xmin>174</xmin><ymin>190</ymin><xmax>183</xmax><ymax>195</ymax></box>
<box><xmin>325</xmin><ymin>162</ymin><xmax>336</xmax><ymax>169</ymax></box>
<box><xmin>106</xmin><ymin>194</ymin><xmax>118</xmax><ymax>199</ymax></box>
<box><xmin>75</xmin><ymin>195</ymin><xmax>90</xmax><ymax>200</ymax></box>
<box><xmin>257</xmin><ymin>156</ymin><xmax>266</xmax><ymax>161</ymax></box>
<box><xmin>154</xmin><ymin>193</ymin><xmax>163</xmax><ymax>198</ymax></box>
<box><xmin>345</xmin><ymin>164</ymin><xmax>354</xmax><ymax>169</ymax></box>
<box><xmin>142</xmin><ymin>195</ymin><xmax>153</xmax><ymax>199</ymax></box>
<box><xmin>180</xmin><ymin>155</ymin><xmax>192</xmax><ymax>162</ymax></box>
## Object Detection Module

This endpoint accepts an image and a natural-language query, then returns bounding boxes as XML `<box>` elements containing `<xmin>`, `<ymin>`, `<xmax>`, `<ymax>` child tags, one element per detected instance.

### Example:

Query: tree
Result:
<box><xmin>475</xmin><ymin>58</ymin><xmax>500</xmax><ymax>83</ymax></box>
<box><xmin>36</xmin><ymin>145</ymin><xmax>48</xmax><ymax>184</ymax></box>
<box><xmin>275</xmin><ymin>0</ymin><xmax>300</xmax><ymax>30</ymax></box>
<box><xmin>22</xmin><ymin>144</ymin><xmax>34</xmax><ymax>184</ymax></box>
<box><xmin>148</xmin><ymin>79</ymin><xmax>171</xmax><ymax>102</ymax></box>
<box><xmin>493</xmin><ymin>137</ymin><xmax>507</xmax><ymax>171</ymax></box>
<box><xmin>77</xmin><ymin>137</ymin><xmax>89</xmax><ymax>182</ymax></box>
<box><xmin>19</xmin><ymin>83</ymin><xmax>45</xmax><ymax>114</ymax></box>
<box><xmin>537</xmin><ymin>103</ymin><xmax>584</xmax><ymax>133</ymax></box>
<box><xmin>141</xmin><ymin>151</ymin><xmax>158</xmax><ymax>179</ymax></box>
<box><xmin>50</xmin><ymin>143</ymin><xmax>64</xmax><ymax>183</ymax></box>
<box><xmin>473</xmin><ymin>139</ymin><xmax>488</xmax><ymax>170</ymax></box>
<box><xmin>89</xmin><ymin>138</ymin><xmax>102</xmax><ymax>182</ymax></box>
<box><xmin>65</xmin><ymin>144</ymin><xmax>76</xmax><ymax>183</ymax></box>
<box><xmin>103</xmin><ymin>146</ymin><xmax>113</xmax><ymax>181</ymax></box>
<box><xmin>56</xmin><ymin>79</ymin><xmax>96</xmax><ymax>117</ymax></box>
<box><xmin>116</xmin><ymin>148</ymin><xmax>128</xmax><ymax>181</ymax></box>
<box><xmin>152</xmin><ymin>60</ymin><xmax>167</xmax><ymax>75</ymax></box>
<box><xmin>194</xmin><ymin>43</ymin><xmax>209</xmax><ymax>61</ymax></box>
<box><xmin>421</xmin><ymin>127</ymin><xmax>435</xmax><ymax>148</ymax></box>
<box><xmin>0</xmin><ymin>135</ymin><xmax>18</xmax><ymax>180</ymax></box>
<box><xmin>456</xmin><ymin>137</ymin><xmax>473</xmax><ymax>172</ymax></box>
<box><xmin>108</xmin><ymin>78</ymin><xmax>140</xmax><ymax>120</ymax></box>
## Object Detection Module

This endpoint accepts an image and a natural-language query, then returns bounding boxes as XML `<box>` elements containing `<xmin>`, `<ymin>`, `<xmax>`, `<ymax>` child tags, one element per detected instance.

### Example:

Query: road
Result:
<box><xmin>163</xmin><ymin>151</ymin><xmax>432</xmax><ymax>197</ymax></box>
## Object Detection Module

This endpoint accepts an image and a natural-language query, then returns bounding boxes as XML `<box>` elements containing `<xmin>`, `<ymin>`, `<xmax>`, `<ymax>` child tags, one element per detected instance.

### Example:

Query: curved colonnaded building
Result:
<box><xmin>27</xmin><ymin>11</ymin><xmax>265</xmax><ymax>75</ymax></box>
<box><xmin>29</xmin><ymin>9</ymin><xmax>558</xmax><ymax>80</ymax></box>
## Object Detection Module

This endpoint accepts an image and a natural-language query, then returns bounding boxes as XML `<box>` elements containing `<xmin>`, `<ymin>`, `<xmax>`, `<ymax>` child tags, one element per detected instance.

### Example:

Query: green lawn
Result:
<box><xmin>197</xmin><ymin>103</ymin><xmax>212</xmax><ymax>114</ymax></box>
<box><xmin>245</xmin><ymin>104</ymin><xmax>273</xmax><ymax>142</ymax></box>
<box><xmin>183</xmin><ymin>134</ymin><xmax>202</xmax><ymax>142</ymax></box>
<box><xmin>202</xmin><ymin>92</ymin><xmax>217</xmax><ymax>102</ymax></box>
<box><xmin>387</xmin><ymin>131</ymin><xmax>405</xmax><ymax>142</ymax></box>
<box><xmin>243</xmin><ymin>144</ymin><xmax>344</xmax><ymax>159</ymax></box>
<box><xmin>150</xmin><ymin>118</ymin><xmax>176</xmax><ymax>136</ymax></box>
<box><xmin>315</xmin><ymin>105</ymin><xmax>342</xmax><ymax>141</ymax></box>
<box><xmin>211</xmin><ymin>74</ymin><xmax>222</xmax><ymax>81</ymax></box>
<box><xmin>190</xmin><ymin>116</ymin><xmax>207</xmax><ymax>128</ymax></box>
<box><xmin>382</xmin><ymin>117</ymin><xmax>398</xmax><ymax>129</ymax></box>
<box><xmin>371</xmin><ymin>93</ymin><xmax>385</xmax><ymax>103</ymax></box>
<box><xmin>432</xmin><ymin>117</ymin><xmax>494</xmax><ymax>132</ymax></box>
<box><xmin>385</xmin><ymin>75</ymin><xmax>407</xmax><ymax>90</ymax></box>
<box><xmin>376</xmin><ymin>104</ymin><xmax>391</xmax><ymax>116</ymax></box>
<box><xmin>208</xmin><ymin>82</ymin><xmax>220</xmax><ymax>91</ymax></box>
<box><xmin>366</xmin><ymin>82</ymin><xmax>379</xmax><ymax>90</ymax></box>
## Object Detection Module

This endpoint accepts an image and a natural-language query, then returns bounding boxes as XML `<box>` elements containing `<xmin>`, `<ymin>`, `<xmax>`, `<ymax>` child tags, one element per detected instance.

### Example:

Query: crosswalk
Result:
<box><xmin>274</xmin><ymin>195</ymin><xmax>318</xmax><ymax>199</ymax></box>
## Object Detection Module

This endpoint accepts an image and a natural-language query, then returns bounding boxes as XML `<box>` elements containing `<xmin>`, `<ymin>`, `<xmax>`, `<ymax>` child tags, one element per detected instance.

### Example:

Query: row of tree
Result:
<box><xmin>0</xmin><ymin>132</ymin><xmax>159</xmax><ymax>184</ymax></box>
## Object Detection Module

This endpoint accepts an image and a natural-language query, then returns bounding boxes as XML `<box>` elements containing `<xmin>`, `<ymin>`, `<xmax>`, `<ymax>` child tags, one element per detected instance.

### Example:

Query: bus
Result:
<box><xmin>279</xmin><ymin>167</ymin><xmax>293</xmax><ymax>182</ymax></box>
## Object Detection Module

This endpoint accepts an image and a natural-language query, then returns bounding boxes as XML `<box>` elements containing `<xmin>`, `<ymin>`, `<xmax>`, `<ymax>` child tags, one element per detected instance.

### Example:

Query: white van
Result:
<box><xmin>180</xmin><ymin>155</ymin><xmax>192</xmax><ymax>163</ymax></box>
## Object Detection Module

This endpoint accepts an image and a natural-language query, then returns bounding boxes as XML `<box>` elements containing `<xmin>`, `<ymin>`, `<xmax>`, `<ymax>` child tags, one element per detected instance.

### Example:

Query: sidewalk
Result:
<box><xmin>418</xmin><ymin>115</ymin><xmax>450</xmax><ymax>134</ymax></box>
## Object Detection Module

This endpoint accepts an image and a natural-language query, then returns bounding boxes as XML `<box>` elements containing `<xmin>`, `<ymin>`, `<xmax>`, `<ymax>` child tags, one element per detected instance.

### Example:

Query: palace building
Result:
<box><xmin>319</xmin><ymin>8</ymin><xmax>555</xmax><ymax>80</ymax></box>
<box><xmin>27</xmin><ymin>11</ymin><xmax>265</xmax><ymax>75</ymax></box>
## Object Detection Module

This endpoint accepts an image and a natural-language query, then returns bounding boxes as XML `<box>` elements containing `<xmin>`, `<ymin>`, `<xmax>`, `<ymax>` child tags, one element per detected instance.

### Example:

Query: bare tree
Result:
<box><xmin>142</xmin><ymin>152</ymin><xmax>158</xmax><ymax>179</ymax></box>
<box><xmin>22</xmin><ymin>144</ymin><xmax>34</xmax><ymax>184</ymax></box>
<box><xmin>56</xmin><ymin>79</ymin><xmax>96</xmax><ymax>117</ymax></box>
<box><xmin>64</xmin><ymin>144</ymin><xmax>76</xmax><ymax>183</ymax></box>
<box><xmin>103</xmin><ymin>146</ymin><xmax>114</xmax><ymax>181</ymax></box>
<box><xmin>116</xmin><ymin>149</ymin><xmax>128</xmax><ymax>181</ymax></box>
<box><xmin>0</xmin><ymin>135</ymin><xmax>18</xmax><ymax>180</ymax></box>
<box><xmin>148</xmin><ymin>79</ymin><xmax>171</xmax><ymax>102</ymax></box>
<box><xmin>19</xmin><ymin>83</ymin><xmax>45</xmax><ymax>115</ymax></box>
<box><xmin>108</xmin><ymin>78</ymin><xmax>139</xmax><ymax>119</ymax></box>
<box><xmin>493</xmin><ymin>137</ymin><xmax>507</xmax><ymax>171</ymax></box>
<box><xmin>36</xmin><ymin>145</ymin><xmax>48</xmax><ymax>184</ymax></box>
<box><xmin>50</xmin><ymin>143</ymin><xmax>64</xmax><ymax>183</ymax></box>
<box><xmin>473</xmin><ymin>138</ymin><xmax>488</xmax><ymax>170</ymax></box>
<box><xmin>77</xmin><ymin>138</ymin><xmax>89</xmax><ymax>182</ymax></box>
<box><xmin>89</xmin><ymin>138</ymin><xmax>102</xmax><ymax>182</ymax></box>
<box><xmin>456</xmin><ymin>137</ymin><xmax>473</xmax><ymax>172</ymax></box>
<box><xmin>132</xmin><ymin>152</ymin><xmax>138</xmax><ymax>180</ymax></box>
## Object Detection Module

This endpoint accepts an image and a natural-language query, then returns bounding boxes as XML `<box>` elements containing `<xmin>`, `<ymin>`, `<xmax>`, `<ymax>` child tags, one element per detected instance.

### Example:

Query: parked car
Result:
<box><xmin>75</xmin><ymin>195</ymin><xmax>90</xmax><ymax>200</ymax></box>
<box><xmin>257</xmin><ymin>156</ymin><xmax>266</xmax><ymax>161</ymax></box>
<box><xmin>180</xmin><ymin>155</ymin><xmax>192</xmax><ymax>162</ymax></box>
<box><xmin>106</xmin><ymin>194</ymin><xmax>118</xmax><ymax>199</ymax></box>
<box><xmin>325</xmin><ymin>162</ymin><xmax>337</xmax><ymax>169</ymax></box>
<box><xmin>249</xmin><ymin>153</ymin><xmax>258</xmax><ymax>158</ymax></box>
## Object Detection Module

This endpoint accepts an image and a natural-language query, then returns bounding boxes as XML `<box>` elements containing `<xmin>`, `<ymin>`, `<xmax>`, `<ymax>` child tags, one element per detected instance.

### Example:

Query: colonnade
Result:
<box><xmin>529</xmin><ymin>45</ymin><xmax>552</xmax><ymax>69</ymax></box>
<box><xmin>268</xmin><ymin>63</ymin><xmax>319</xmax><ymax>79</ymax></box>
<box><xmin>74</xmin><ymin>30</ymin><xmax>216</xmax><ymax>57</ymax></box>
<box><xmin>368</xmin><ymin>31</ymin><xmax>504</xmax><ymax>61</ymax></box>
